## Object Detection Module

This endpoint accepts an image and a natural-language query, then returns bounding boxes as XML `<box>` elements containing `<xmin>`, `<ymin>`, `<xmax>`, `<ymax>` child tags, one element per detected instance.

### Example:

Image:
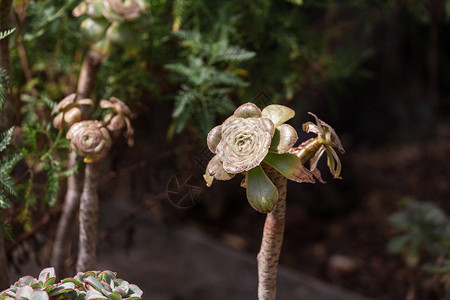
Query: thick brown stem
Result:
<box><xmin>76</xmin><ymin>162</ymin><xmax>100</xmax><ymax>272</ymax></box>
<box><xmin>52</xmin><ymin>48</ymin><xmax>102</xmax><ymax>276</ymax></box>
<box><xmin>76</xmin><ymin>49</ymin><xmax>102</xmax><ymax>101</ymax></box>
<box><xmin>51</xmin><ymin>151</ymin><xmax>83</xmax><ymax>278</ymax></box>
<box><xmin>257</xmin><ymin>165</ymin><xmax>287</xmax><ymax>300</ymax></box>
<box><xmin>0</xmin><ymin>233</ymin><xmax>9</xmax><ymax>290</ymax></box>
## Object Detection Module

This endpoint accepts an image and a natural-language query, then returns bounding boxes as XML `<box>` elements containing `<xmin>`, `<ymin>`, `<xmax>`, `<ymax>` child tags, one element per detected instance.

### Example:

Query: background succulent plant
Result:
<box><xmin>66</xmin><ymin>121</ymin><xmax>112</xmax><ymax>164</ymax></box>
<box><xmin>100</xmin><ymin>97</ymin><xmax>135</xmax><ymax>146</ymax></box>
<box><xmin>73</xmin><ymin>0</ymin><xmax>147</xmax><ymax>57</ymax></box>
<box><xmin>0</xmin><ymin>268</ymin><xmax>143</xmax><ymax>300</ymax></box>
<box><xmin>52</xmin><ymin>94</ymin><xmax>94</xmax><ymax>130</ymax></box>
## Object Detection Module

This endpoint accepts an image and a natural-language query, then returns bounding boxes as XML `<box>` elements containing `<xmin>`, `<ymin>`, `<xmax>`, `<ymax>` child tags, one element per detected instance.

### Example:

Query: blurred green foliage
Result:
<box><xmin>0</xmin><ymin>0</ymin><xmax>448</xmax><ymax>238</ymax></box>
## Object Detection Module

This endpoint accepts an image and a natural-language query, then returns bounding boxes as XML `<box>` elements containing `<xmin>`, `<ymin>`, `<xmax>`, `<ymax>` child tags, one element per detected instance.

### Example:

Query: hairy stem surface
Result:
<box><xmin>76</xmin><ymin>162</ymin><xmax>100</xmax><ymax>272</ymax></box>
<box><xmin>51</xmin><ymin>151</ymin><xmax>83</xmax><ymax>278</ymax></box>
<box><xmin>257</xmin><ymin>165</ymin><xmax>287</xmax><ymax>300</ymax></box>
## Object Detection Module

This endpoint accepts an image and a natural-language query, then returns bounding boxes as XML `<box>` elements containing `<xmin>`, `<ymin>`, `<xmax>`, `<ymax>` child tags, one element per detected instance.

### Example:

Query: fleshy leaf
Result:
<box><xmin>128</xmin><ymin>284</ymin><xmax>143</xmax><ymax>297</ymax></box>
<box><xmin>106</xmin><ymin>293</ymin><xmax>121</xmax><ymax>300</ymax></box>
<box><xmin>29</xmin><ymin>291</ymin><xmax>49</xmax><ymax>300</ymax></box>
<box><xmin>48</xmin><ymin>283</ymin><xmax>76</xmax><ymax>296</ymax></box>
<box><xmin>233</xmin><ymin>103</ymin><xmax>262</xmax><ymax>118</ymax></box>
<box><xmin>269</xmin><ymin>124</ymin><xmax>298</xmax><ymax>153</ymax></box>
<box><xmin>86</xmin><ymin>290</ymin><xmax>108</xmax><ymax>300</ymax></box>
<box><xmin>261</xmin><ymin>105</ymin><xmax>295</xmax><ymax>127</ymax></box>
<box><xmin>205</xmin><ymin>155</ymin><xmax>235</xmax><ymax>183</ymax></box>
<box><xmin>206</xmin><ymin>125</ymin><xmax>222</xmax><ymax>154</ymax></box>
<box><xmin>260</xmin><ymin>118</ymin><xmax>275</xmax><ymax>137</ymax></box>
<box><xmin>263</xmin><ymin>152</ymin><xmax>315</xmax><ymax>183</ymax></box>
<box><xmin>84</xmin><ymin>277</ymin><xmax>105</xmax><ymax>295</ymax></box>
<box><xmin>61</xmin><ymin>278</ymin><xmax>84</xmax><ymax>289</ymax></box>
<box><xmin>16</xmin><ymin>286</ymin><xmax>33</xmax><ymax>299</ymax></box>
<box><xmin>246</xmin><ymin>165</ymin><xmax>278</xmax><ymax>213</ymax></box>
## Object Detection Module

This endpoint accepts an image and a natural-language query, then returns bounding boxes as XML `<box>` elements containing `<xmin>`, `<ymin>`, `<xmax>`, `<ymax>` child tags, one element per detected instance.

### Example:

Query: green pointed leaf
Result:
<box><xmin>261</xmin><ymin>105</ymin><xmax>295</xmax><ymax>127</ymax></box>
<box><xmin>263</xmin><ymin>152</ymin><xmax>315</xmax><ymax>183</ymax></box>
<box><xmin>107</xmin><ymin>293</ymin><xmax>121</xmax><ymax>300</ymax></box>
<box><xmin>246</xmin><ymin>165</ymin><xmax>278</xmax><ymax>213</ymax></box>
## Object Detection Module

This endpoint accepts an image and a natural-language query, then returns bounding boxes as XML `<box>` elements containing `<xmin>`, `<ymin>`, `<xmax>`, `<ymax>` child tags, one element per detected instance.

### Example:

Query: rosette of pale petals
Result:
<box><xmin>204</xmin><ymin>103</ymin><xmax>314</xmax><ymax>213</ymax></box>
<box><xmin>73</xmin><ymin>0</ymin><xmax>146</xmax><ymax>22</ymax></box>
<box><xmin>100</xmin><ymin>97</ymin><xmax>134</xmax><ymax>146</ymax></box>
<box><xmin>73</xmin><ymin>0</ymin><xmax>106</xmax><ymax>18</ymax></box>
<box><xmin>52</xmin><ymin>94</ymin><xmax>94</xmax><ymax>130</ymax></box>
<box><xmin>67</xmin><ymin>121</ymin><xmax>112</xmax><ymax>163</ymax></box>
<box><xmin>103</xmin><ymin>0</ymin><xmax>146</xmax><ymax>22</ymax></box>
<box><xmin>289</xmin><ymin>112</ymin><xmax>345</xmax><ymax>182</ymax></box>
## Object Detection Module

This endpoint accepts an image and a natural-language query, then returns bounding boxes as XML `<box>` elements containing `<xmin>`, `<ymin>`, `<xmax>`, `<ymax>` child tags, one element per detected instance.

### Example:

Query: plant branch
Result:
<box><xmin>257</xmin><ymin>164</ymin><xmax>287</xmax><ymax>300</ymax></box>
<box><xmin>76</xmin><ymin>161</ymin><xmax>100</xmax><ymax>272</ymax></box>
<box><xmin>51</xmin><ymin>151</ymin><xmax>83</xmax><ymax>278</ymax></box>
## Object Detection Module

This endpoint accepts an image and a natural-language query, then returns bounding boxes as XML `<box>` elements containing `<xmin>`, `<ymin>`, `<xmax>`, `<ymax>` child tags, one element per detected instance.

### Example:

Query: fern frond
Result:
<box><xmin>195</xmin><ymin>104</ymin><xmax>214</xmax><ymax>134</ymax></box>
<box><xmin>213</xmin><ymin>97</ymin><xmax>236</xmax><ymax>115</ymax></box>
<box><xmin>172</xmin><ymin>30</ymin><xmax>201</xmax><ymax>44</ymax></box>
<box><xmin>0</xmin><ymin>152</ymin><xmax>24</xmax><ymax>174</ymax></box>
<box><xmin>0</xmin><ymin>127</ymin><xmax>14</xmax><ymax>153</ymax></box>
<box><xmin>44</xmin><ymin>164</ymin><xmax>60</xmax><ymax>207</ymax></box>
<box><xmin>0</xmin><ymin>193</ymin><xmax>11</xmax><ymax>209</ymax></box>
<box><xmin>41</xmin><ymin>95</ymin><xmax>57</xmax><ymax>110</ymax></box>
<box><xmin>59</xmin><ymin>165</ymin><xmax>78</xmax><ymax>178</ymax></box>
<box><xmin>172</xmin><ymin>87</ymin><xmax>198</xmax><ymax>118</ymax></box>
<box><xmin>0</xmin><ymin>28</ymin><xmax>15</xmax><ymax>41</ymax></box>
<box><xmin>0</xmin><ymin>174</ymin><xmax>17</xmax><ymax>197</ymax></box>
<box><xmin>211</xmin><ymin>71</ymin><xmax>248</xmax><ymax>87</ymax></box>
<box><xmin>166</xmin><ymin>63</ymin><xmax>195</xmax><ymax>78</ymax></box>
<box><xmin>215</xmin><ymin>46</ymin><xmax>256</xmax><ymax>63</ymax></box>
<box><xmin>0</xmin><ymin>69</ymin><xmax>7</xmax><ymax>108</ymax></box>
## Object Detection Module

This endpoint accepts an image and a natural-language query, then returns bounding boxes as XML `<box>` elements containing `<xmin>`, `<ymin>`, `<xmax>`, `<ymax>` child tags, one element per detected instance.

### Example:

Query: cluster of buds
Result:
<box><xmin>52</xmin><ymin>94</ymin><xmax>134</xmax><ymax>163</ymax></box>
<box><xmin>0</xmin><ymin>267</ymin><xmax>143</xmax><ymax>300</ymax></box>
<box><xmin>204</xmin><ymin>103</ymin><xmax>345</xmax><ymax>213</ymax></box>
<box><xmin>73</xmin><ymin>0</ymin><xmax>147</xmax><ymax>57</ymax></box>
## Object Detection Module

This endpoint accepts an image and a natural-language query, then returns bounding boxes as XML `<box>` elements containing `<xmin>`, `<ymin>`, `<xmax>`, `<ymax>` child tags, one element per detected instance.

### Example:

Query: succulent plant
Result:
<box><xmin>0</xmin><ymin>268</ymin><xmax>143</xmax><ymax>300</ymax></box>
<box><xmin>103</xmin><ymin>0</ymin><xmax>146</xmax><ymax>22</ymax></box>
<box><xmin>203</xmin><ymin>103</ymin><xmax>345</xmax><ymax>299</ymax></box>
<box><xmin>204</xmin><ymin>102</ymin><xmax>314</xmax><ymax>213</ymax></box>
<box><xmin>73</xmin><ymin>0</ymin><xmax>146</xmax><ymax>57</ymax></box>
<box><xmin>64</xmin><ymin>270</ymin><xmax>143</xmax><ymax>300</ymax></box>
<box><xmin>66</xmin><ymin>121</ymin><xmax>112</xmax><ymax>164</ymax></box>
<box><xmin>0</xmin><ymin>268</ymin><xmax>77</xmax><ymax>300</ymax></box>
<box><xmin>100</xmin><ymin>97</ymin><xmax>134</xmax><ymax>146</ymax></box>
<box><xmin>52</xmin><ymin>94</ymin><xmax>94</xmax><ymax>130</ymax></box>
<box><xmin>289</xmin><ymin>112</ymin><xmax>345</xmax><ymax>182</ymax></box>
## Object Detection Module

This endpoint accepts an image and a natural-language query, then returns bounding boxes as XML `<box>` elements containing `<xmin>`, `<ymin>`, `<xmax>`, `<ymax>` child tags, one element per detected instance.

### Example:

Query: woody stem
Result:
<box><xmin>257</xmin><ymin>164</ymin><xmax>287</xmax><ymax>300</ymax></box>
